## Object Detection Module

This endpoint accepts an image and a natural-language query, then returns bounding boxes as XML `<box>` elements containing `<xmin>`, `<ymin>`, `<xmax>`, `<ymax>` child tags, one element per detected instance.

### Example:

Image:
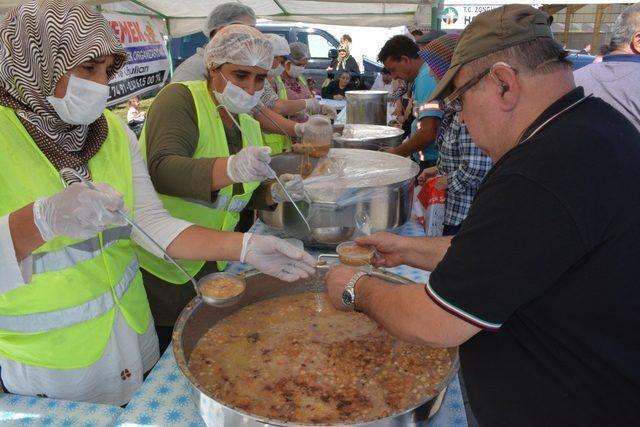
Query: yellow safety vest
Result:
<box><xmin>0</xmin><ymin>106</ymin><xmax>150</xmax><ymax>369</ymax></box>
<box><xmin>137</xmin><ymin>80</ymin><xmax>262</xmax><ymax>281</ymax></box>
<box><xmin>266</xmin><ymin>76</ymin><xmax>310</xmax><ymax>154</ymax></box>
<box><xmin>261</xmin><ymin>78</ymin><xmax>292</xmax><ymax>155</ymax></box>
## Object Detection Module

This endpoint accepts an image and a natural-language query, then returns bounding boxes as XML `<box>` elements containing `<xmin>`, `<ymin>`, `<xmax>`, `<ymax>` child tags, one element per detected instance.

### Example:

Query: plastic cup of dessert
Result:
<box><xmin>336</xmin><ymin>241</ymin><xmax>375</xmax><ymax>266</ymax></box>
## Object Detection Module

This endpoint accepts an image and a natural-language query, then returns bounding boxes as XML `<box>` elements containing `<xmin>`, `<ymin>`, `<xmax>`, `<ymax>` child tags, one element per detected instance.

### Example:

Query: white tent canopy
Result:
<box><xmin>0</xmin><ymin>0</ymin><xmax>433</xmax><ymax>35</ymax></box>
<box><xmin>0</xmin><ymin>0</ymin><xmax>628</xmax><ymax>36</ymax></box>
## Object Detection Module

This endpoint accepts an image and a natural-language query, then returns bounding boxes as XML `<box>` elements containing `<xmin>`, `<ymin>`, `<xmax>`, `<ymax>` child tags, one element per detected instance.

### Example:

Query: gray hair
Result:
<box><xmin>466</xmin><ymin>37</ymin><xmax>571</xmax><ymax>79</ymax></box>
<box><xmin>609</xmin><ymin>3</ymin><xmax>640</xmax><ymax>51</ymax></box>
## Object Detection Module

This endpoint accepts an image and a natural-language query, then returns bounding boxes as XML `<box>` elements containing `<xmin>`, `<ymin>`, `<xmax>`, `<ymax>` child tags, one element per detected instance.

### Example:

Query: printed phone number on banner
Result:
<box><xmin>109</xmin><ymin>71</ymin><xmax>166</xmax><ymax>99</ymax></box>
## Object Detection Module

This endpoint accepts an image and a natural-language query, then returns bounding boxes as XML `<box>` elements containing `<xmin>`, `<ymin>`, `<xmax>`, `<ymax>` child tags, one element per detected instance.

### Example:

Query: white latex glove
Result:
<box><xmin>304</xmin><ymin>97</ymin><xmax>321</xmax><ymax>114</ymax></box>
<box><xmin>240</xmin><ymin>233</ymin><xmax>316</xmax><ymax>282</ymax></box>
<box><xmin>227</xmin><ymin>146</ymin><xmax>273</xmax><ymax>183</ymax></box>
<box><xmin>33</xmin><ymin>182</ymin><xmax>127</xmax><ymax>242</ymax></box>
<box><xmin>294</xmin><ymin>122</ymin><xmax>306</xmax><ymax>137</ymax></box>
<box><xmin>320</xmin><ymin>105</ymin><xmax>337</xmax><ymax>120</ymax></box>
<box><xmin>270</xmin><ymin>174</ymin><xmax>304</xmax><ymax>203</ymax></box>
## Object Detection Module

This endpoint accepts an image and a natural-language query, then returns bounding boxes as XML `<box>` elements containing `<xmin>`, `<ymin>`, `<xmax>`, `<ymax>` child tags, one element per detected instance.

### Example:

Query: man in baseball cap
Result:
<box><xmin>325</xmin><ymin>5</ymin><xmax>640</xmax><ymax>425</ymax></box>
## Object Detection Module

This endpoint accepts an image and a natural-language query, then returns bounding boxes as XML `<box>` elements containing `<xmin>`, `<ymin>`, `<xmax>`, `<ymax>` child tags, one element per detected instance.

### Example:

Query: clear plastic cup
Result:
<box><xmin>300</xmin><ymin>115</ymin><xmax>332</xmax><ymax>158</ymax></box>
<box><xmin>336</xmin><ymin>241</ymin><xmax>375</xmax><ymax>266</ymax></box>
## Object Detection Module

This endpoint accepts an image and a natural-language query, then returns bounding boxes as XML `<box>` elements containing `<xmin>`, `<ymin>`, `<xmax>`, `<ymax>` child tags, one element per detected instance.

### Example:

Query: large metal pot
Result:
<box><xmin>333</xmin><ymin>124</ymin><xmax>404</xmax><ymax>151</ymax></box>
<box><xmin>173</xmin><ymin>269</ymin><xmax>460</xmax><ymax>427</ymax></box>
<box><xmin>259</xmin><ymin>149</ymin><xmax>418</xmax><ymax>247</ymax></box>
<box><xmin>346</xmin><ymin>90</ymin><xmax>388</xmax><ymax>125</ymax></box>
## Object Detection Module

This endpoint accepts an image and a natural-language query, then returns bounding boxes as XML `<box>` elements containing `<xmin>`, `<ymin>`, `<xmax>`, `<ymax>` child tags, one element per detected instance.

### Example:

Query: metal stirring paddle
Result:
<box><xmin>58</xmin><ymin>168</ymin><xmax>230</xmax><ymax>306</ymax></box>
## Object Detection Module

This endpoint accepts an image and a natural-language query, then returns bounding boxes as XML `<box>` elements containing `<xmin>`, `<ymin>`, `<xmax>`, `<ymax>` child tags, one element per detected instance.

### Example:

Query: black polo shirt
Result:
<box><xmin>427</xmin><ymin>88</ymin><xmax>640</xmax><ymax>426</ymax></box>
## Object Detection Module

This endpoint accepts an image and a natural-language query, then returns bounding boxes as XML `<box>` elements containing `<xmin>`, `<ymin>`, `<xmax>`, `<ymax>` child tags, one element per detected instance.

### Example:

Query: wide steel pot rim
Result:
<box><xmin>333</xmin><ymin>124</ymin><xmax>404</xmax><ymax>143</ymax></box>
<box><xmin>345</xmin><ymin>90</ymin><xmax>389</xmax><ymax>96</ymax></box>
<box><xmin>173</xmin><ymin>269</ymin><xmax>460</xmax><ymax>427</ymax></box>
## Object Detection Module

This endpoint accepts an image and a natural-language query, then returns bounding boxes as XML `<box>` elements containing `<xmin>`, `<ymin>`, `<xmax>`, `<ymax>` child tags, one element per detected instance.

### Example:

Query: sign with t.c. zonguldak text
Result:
<box><xmin>441</xmin><ymin>5</ymin><xmax>502</xmax><ymax>30</ymax></box>
<box><xmin>103</xmin><ymin>13</ymin><xmax>170</xmax><ymax>106</ymax></box>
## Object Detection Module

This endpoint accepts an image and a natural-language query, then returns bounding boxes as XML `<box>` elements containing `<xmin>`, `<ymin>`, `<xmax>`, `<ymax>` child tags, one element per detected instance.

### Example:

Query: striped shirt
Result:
<box><xmin>436</xmin><ymin>112</ymin><xmax>492</xmax><ymax>226</ymax></box>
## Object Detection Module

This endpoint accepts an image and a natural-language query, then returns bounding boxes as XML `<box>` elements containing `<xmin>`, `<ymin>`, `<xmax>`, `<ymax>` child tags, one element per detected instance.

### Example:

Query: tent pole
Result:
<box><xmin>591</xmin><ymin>4</ymin><xmax>609</xmax><ymax>52</ymax></box>
<box><xmin>563</xmin><ymin>5</ymin><xmax>585</xmax><ymax>47</ymax></box>
<box><xmin>563</xmin><ymin>6</ymin><xmax>573</xmax><ymax>47</ymax></box>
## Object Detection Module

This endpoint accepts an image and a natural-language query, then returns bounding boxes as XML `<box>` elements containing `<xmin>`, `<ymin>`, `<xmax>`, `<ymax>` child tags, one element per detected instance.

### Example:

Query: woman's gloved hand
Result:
<box><xmin>33</xmin><ymin>182</ymin><xmax>127</xmax><ymax>241</ymax></box>
<box><xmin>294</xmin><ymin>122</ymin><xmax>306</xmax><ymax>137</ymax></box>
<box><xmin>270</xmin><ymin>174</ymin><xmax>304</xmax><ymax>203</ymax></box>
<box><xmin>240</xmin><ymin>233</ymin><xmax>316</xmax><ymax>282</ymax></box>
<box><xmin>320</xmin><ymin>105</ymin><xmax>337</xmax><ymax>120</ymax></box>
<box><xmin>227</xmin><ymin>146</ymin><xmax>273</xmax><ymax>183</ymax></box>
<box><xmin>304</xmin><ymin>97</ymin><xmax>321</xmax><ymax>114</ymax></box>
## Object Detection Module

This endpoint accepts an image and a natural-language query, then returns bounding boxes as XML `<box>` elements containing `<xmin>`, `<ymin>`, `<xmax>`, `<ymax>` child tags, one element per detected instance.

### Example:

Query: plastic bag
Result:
<box><xmin>301</xmin><ymin>148</ymin><xmax>418</xmax><ymax>206</ymax></box>
<box><xmin>412</xmin><ymin>185</ymin><xmax>425</xmax><ymax>225</ymax></box>
<box><xmin>302</xmin><ymin>156</ymin><xmax>345</xmax><ymax>185</ymax></box>
<box><xmin>417</xmin><ymin>177</ymin><xmax>446</xmax><ymax>237</ymax></box>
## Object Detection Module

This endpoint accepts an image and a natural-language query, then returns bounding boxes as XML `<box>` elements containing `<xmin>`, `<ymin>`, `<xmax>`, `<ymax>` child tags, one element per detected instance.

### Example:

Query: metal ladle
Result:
<box><xmin>221</xmin><ymin>104</ymin><xmax>311</xmax><ymax>233</ymax></box>
<box><xmin>264</xmin><ymin>162</ymin><xmax>312</xmax><ymax>232</ymax></box>
<box><xmin>58</xmin><ymin>168</ymin><xmax>240</xmax><ymax>307</ymax></box>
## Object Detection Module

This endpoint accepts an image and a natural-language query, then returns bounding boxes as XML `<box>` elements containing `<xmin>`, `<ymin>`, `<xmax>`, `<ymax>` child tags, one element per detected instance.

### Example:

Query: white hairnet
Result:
<box><xmin>265</xmin><ymin>34</ymin><xmax>290</xmax><ymax>57</ymax></box>
<box><xmin>288</xmin><ymin>42</ymin><xmax>310</xmax><ymax>62</ymax></box>
<box><xmin>202</xmin><ymin>2</ymin><xmax>256</xmax><ymax>38</ymax></box>
<box><xmin>204</xmin><ymin>24</ymin><xmax>274</xmax><ymax>71</ymax></box>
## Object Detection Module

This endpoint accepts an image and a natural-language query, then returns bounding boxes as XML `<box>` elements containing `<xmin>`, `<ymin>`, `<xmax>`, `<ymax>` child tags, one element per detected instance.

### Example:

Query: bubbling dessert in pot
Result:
<box><xmin>188</xmin><ymin>293</ymin><xmax>453</xmax><ymax>425</ymax></box>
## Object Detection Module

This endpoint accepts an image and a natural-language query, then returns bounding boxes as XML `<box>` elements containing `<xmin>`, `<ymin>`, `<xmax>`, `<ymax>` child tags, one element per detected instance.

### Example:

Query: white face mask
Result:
<box><xmin>46</xmin><ymin>75</ymin><xmax>109</xmax><ymax>125</ymax></box>
<box><xmin>268</xmin><ymin>64</ymin><xmax>284</xmax><ymax>78</ymax></box>
<box><xmin>287</xmin><ymin>64</ymin><xmax>305</xmax><ymax>78</ymax></box>
<box><xmin>214</xmin><ymin>71</ymin><xmax>263</xmax><ymax>114</ymax></box>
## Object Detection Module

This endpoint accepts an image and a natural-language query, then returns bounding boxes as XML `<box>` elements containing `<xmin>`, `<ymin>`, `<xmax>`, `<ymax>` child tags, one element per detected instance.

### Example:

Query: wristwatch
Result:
<box><xmin>342</xmin><ymin>271</ymin><xmax>370</xmax><ymax>311</ymax></box>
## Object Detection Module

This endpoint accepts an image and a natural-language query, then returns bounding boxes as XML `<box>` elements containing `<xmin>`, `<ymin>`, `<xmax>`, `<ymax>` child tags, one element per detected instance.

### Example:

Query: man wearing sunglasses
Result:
<box><xmin>325</xmin><ymin>5</ymin><xmax>640</xmax><ymax>425</ymax></box>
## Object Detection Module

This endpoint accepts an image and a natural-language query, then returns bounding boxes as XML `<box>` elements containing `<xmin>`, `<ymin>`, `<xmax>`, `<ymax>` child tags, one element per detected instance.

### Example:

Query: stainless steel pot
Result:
<box><xmin>259</xmin><ymin>149</ymin><xmax>418</xmax><ymax>247</ymax></box>
<box><xmin>173</xmin><ymin>269</ymin><xmax>460</xmax><ymax>427</ymax></box>
<box><xmin>346</xmin><ymin>91</ymin><xmax>388</xmax><ymax>125</ymax></box>
<box><xmin>333</xmin><ymin>124</ymin><xmax>404</xmax><ymax>151</ymax></box>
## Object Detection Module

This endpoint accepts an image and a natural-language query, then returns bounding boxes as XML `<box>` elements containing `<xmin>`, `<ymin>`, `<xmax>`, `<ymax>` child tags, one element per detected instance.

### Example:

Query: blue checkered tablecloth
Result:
<box><xmin>0</xmin><ymin>394</ymin><xmax>122</xmax><ymax>426</ymax></box>
<box><xmin>114</xmin><ymin>219</ymin><xmax>466</xmax><ymax>427</ymax></box>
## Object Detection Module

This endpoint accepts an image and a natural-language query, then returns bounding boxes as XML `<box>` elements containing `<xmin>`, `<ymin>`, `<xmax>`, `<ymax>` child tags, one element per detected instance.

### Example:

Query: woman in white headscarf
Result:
<box><xmin>0</xmin><ymin>0</ymin><xmax>314</xmax><ymax>405</ymax></box>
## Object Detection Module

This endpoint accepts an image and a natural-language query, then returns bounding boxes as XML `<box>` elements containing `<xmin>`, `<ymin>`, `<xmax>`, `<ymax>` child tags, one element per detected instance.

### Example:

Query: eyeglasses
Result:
<box><xmin>442</xmin><ymin>62</ymin><xmax>515</xmax><ymax>113</ymax></box>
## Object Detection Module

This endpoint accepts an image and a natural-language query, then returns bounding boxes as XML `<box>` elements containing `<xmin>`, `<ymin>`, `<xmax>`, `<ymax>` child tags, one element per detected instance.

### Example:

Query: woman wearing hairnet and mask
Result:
<box><xmin>260</xmin><ymin>34</ymin><xmax>336</xmax><ymax>154</ymax></box>
<box><xmin>172</xmin><ymin>3</ymin><xmax>310</xmax><ymax>146</ymax></box>
<box><xmin>0</xmin><ymin>0</ymin><xmax>315</xmax><ymax>405</ymax></box>
<box><xmin>139</xmin><ymin>25</ymin><xmax>312</xmax><ymax>350</ymax></box>
<box><xmin>277</xmin><ymin>42</ymin><xmax>335</xmax><ymax>123</ymax></box>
